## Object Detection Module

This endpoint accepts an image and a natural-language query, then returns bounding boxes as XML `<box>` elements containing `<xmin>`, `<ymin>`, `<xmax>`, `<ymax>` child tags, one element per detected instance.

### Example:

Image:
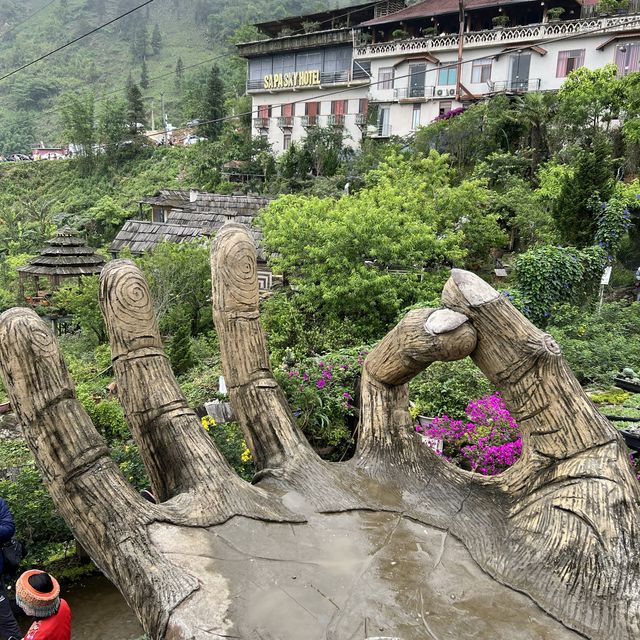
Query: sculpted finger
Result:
<box><xmin>358</xmin><ymin>308</ymin><xmax>477</xmax><ymax>460</ymax></box>
<box><xmin>441</xmin><ymin>269</ymin><xmax>622</xmax><ymax>462</ymax></box>
<box><xmin>211</xmin><ymin>223</ymin><xmax>315</xmax><ymax>470</ymax></box>
<box><xmin>100</xmin><ymin>260</ymin><xmax>235</xmax><ymax>501</ymax></box>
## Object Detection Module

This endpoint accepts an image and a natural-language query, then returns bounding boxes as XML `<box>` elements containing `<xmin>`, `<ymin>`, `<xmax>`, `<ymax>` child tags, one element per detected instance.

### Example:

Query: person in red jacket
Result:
<box><xmin>14</xmin><ymin>571</ymin><xmax>70</xmax><ymax>640</ymax></box>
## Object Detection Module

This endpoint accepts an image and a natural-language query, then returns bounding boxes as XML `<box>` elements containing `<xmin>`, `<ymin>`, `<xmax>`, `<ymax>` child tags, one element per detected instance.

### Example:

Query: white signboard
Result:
<box><xmin>601</xmin><ymin>266</ymin><xmax>612</xmax><ymax>286</ymax></box>
<box><xmin>421</xmin><ymin>434</ymin><xmax>444</xmax><ymax>454</ymax></box>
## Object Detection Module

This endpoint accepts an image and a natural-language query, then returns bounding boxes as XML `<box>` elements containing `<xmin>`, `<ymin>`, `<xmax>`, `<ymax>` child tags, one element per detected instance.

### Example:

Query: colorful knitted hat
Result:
<box><xmin>16</xmin><ymin>570</ymin><xmax>60</xmax><ymax>618</ymax></box>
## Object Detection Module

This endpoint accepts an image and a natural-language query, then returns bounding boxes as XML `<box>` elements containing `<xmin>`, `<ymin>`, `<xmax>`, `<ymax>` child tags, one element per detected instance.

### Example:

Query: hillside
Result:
<box><xmin>0</xmin><ymin>0</ymin><xmax>343</xmax><ymax>152</ymax></box>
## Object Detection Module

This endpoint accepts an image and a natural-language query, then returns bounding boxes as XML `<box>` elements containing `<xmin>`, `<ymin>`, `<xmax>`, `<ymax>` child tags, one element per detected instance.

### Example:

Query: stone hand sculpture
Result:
<box><xmin>0</xmin><ymin>223</ymin><xmax>637</xmax><ymax>640</ymax></box>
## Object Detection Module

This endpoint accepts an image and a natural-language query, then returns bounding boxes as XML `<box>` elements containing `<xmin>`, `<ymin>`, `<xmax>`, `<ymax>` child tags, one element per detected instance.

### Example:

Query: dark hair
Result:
<box><xmin>27</xmin><ymin>573</ymin><xmax>54</xmax><ymax>594</ymax></box>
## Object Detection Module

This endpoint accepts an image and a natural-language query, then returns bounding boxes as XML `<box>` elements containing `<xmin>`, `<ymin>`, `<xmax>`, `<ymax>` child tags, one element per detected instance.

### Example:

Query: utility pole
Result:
<box><xmin>161</xmin><ymin>92</ymin><xmax>167</xmax><ymax>143</ymax></box>
<box><xmin>150</xmin><ymin>100</ymin><xmax>155</xmax><ymax>131</ymax></box>
<box><xmin>456</xmin><ymin>0</ymin><xmax>465</xmax><ymax>101</ymax></box>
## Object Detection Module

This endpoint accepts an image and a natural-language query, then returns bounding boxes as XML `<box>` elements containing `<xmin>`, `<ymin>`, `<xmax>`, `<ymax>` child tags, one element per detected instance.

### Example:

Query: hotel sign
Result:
<box><xmin>263</xmin><ymin>70</ymin><xmax>321</xmax><ymax>90</ymax></box>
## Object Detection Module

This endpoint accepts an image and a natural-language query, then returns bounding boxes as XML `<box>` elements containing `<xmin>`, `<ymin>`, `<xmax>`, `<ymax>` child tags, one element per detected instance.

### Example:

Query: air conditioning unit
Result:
<box><xmin>436</xmin><ymin>89</ymin><xmax>444</xmax><ymax>96</ymax></box>
<box><xmin>448</xmin><ymin>88</ymin><xmax>456</xmax><ymax>96</ymax></box>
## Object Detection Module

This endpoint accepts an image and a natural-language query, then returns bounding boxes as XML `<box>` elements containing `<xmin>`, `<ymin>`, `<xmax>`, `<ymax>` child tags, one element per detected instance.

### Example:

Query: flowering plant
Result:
<box><xmin>275</xmin><ymin>348</ymin><xmax>367</xmax><ymax>458</ymax></box>
<box><xmin>417</xmin><ymin>393</ymin><xmax>522</xmax><ymax>475</ymax></box>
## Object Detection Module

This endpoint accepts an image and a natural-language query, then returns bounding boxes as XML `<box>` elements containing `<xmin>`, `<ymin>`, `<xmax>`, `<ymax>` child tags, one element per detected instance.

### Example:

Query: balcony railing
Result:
<box><xmin>277</xmin><ymin>116</ymin><xmax>294</xmax><ymax>129</ymax></box>
<box><xmin>300</xmin><ymin>115</ymin><xmax>319</xmax><ymax>128</ymax></box>
<box><xmin>354</xmin><ymin>14</ymin><xmax>640</xmax><ymax>58</ymax></box>
<box><xmin>488</xmin><ymin>78</ymin><xmax>542</xmax><ymax>93</ymax></box>
<box><xmin>328</xmin><ymin>114</ymin><xmax>345</xmax><ymax>127</ymax></box>
<box><xmin>253</xmin><ymin>117</ymin><xmax>270</xmax><ymax>129</ymax></box>
<box><xmin>396</xmin><ymin>85</ymin><xmax>436</xmax><ymax>100</ymax></box>
<box><xmin>355</xmin><ymin>113</ymin><xmax>368</xmax><ymax>127</ymax></box>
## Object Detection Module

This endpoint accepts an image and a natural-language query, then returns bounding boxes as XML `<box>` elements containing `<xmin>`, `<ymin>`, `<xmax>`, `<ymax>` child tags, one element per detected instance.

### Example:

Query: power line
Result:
<box><xmin>0</xmin><ymin>0</ymin><xmax>58</xmax><ymax>40</ymax></box>
<box><xmin>0</xmin><ymin>0</ymin><xmax>156</xmax><ymax>84</ymax></box>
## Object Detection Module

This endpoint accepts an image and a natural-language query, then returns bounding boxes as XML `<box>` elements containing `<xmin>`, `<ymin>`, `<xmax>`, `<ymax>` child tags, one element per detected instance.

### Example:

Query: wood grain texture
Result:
<box><xmin>0</xmin><ymin>224</ymin><xmax>637</xmax><ymax>640</ymax></box>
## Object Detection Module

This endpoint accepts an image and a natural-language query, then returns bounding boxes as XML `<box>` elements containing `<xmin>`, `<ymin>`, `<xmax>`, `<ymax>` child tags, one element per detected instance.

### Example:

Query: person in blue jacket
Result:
<box><xmin>0</xmin><ymin>497</ymin><xmax>22</xmax><ymax>639</ymax></box>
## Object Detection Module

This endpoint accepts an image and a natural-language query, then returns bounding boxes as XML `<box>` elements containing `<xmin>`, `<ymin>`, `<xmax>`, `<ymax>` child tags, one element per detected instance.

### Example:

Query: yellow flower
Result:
<box><xmin>201</xmin><ymin>416</ymin><xmax>216</xmax><ymax>432</ymax></box>
<box><xmin>241</xmin><ymin>447</ymin><xmax>252</xmax><ymax>463</ymax></box>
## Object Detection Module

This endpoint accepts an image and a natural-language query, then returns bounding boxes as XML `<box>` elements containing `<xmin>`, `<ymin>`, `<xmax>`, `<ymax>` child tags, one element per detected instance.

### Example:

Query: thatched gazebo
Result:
<box><xmin>18</xmin><ymin>227</ymin><xmax>106</xmax><ymax>303</ymax></box>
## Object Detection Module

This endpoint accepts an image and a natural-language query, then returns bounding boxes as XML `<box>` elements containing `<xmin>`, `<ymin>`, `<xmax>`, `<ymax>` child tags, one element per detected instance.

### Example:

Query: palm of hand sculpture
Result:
<box><xmin>0</xmin><ymin>224</ymin><xmax>637</xmax><ymax>640</ymax></box>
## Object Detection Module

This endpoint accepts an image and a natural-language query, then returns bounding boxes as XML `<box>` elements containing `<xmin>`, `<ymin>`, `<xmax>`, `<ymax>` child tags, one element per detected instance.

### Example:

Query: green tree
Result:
<box><xmin>557</xmin><ymin>65</ymin><xmax>624</xmax><ymax>142</ymax></box>
<box><xmin>136</xmin><ymin>241</ymin><xmax>212</xmax><ymax>336</ymax></box>
<box><xmin>60</xmin><ymin>91</ymin><xmax>96</xmax><ymax>166</ymax></box>
<box><xmin>140</xmin><ymin>58</ymin><xmax>150</xmax><ymax>90</ymax></box>
<box><xmin>175</xmin><ymin>57</ymin><xmax>185</xmax><ymax>92</ymax></box>
<box><xmin>553</xmin><ymin>137</ymin><xmax>614</xmax><ymax>246</ymax></box>
<box><xmin>152</xmin><ymin>23</ymin><xmax>162</xmax><ymax>55</ymax></box>
<box><xmin>199</xmin><ymin>65</ymin><xmax>225</xmax><ymax>141</ymax></box>
<box><xmin>168</xmin><ymin>317</ymin><xmax>195</xmax><ymax>376</ymax></box>
<box><xmin>259</xmin><ymin>151</ymin><xmax>504</xmax><ymax>354</ymax></box>
<box><xmin>126</xmin><ymin>80</ymin><xmax>145</xmax><ymax>133</ymax></box>
<box><xmin>53</xmin><ymin>275</ymin><xmax>107</xmax><ymax>345</ymax></box>
<box><xmin>98</xmin><ymin>97</ymin><xmax>129</xmax><ymax>159</ymax></box>
<box><xmin>131</xmin><ymin>23</ymin><xmax>148</xmax><ymax>62</ymax></box>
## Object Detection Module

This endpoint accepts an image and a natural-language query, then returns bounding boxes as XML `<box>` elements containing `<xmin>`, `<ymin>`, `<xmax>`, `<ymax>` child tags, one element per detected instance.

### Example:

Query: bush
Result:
<box><xmin>202</xmin><ymin>417</ymin><xmax>253</xmax><ymax>481</ymax></box>
<box><xmin>274</xmin><ymin>347</ymin><xmax>366</xmax><ymax>459</ymax></box>
<box><xmin>409</xmin><ymin>359</ymin><xmax>494</xmax><ymax>420</ymax></box>
<box><xmin>418</xmin><ymin>394</ymin><xmax>521</xmax><ymax>475</ymax></box>
<box><xmin>548</xmin><ymin>302</ymin><xmax>640</xmax><ymax>384</ymax></box>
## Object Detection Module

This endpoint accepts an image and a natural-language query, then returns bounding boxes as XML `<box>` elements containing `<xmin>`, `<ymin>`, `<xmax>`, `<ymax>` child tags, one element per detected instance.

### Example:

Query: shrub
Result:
<box><xmin>418</xmin><ymin>394</ymin><xmax>521</xmax><ymax>475</ymax></box>
<box><xmin>548</xmin><ymin>302</ymin><xmax>640</xmax><ymax>384</ymax></box>
<box><xmin>274</xmin><ymin>347</ymin><xmax>366</xmax><ymax>459</ymax></box>
<box><xmin>409</xmin><ymin>359</ymin><xmax>494</xmax><ymax>420</ymax></box>
<box><xmin>202</xmin><ymin>417</ymin><xmax>253</xmax><ymax>481</ymax></box>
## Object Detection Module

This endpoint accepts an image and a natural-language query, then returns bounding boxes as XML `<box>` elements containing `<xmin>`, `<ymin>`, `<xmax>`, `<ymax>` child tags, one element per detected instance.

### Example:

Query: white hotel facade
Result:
<box><xmin>237</xmin><ymin>0</ymin><xmax>640</xmax><ymax>154</ymax></box>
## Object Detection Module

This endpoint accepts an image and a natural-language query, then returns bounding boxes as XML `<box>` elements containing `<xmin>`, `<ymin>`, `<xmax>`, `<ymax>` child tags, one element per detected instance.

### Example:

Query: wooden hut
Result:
<box><xmin>17</xmin><ymin>227</ymin><xmax>105</xmax><ymax>303</ymax></box>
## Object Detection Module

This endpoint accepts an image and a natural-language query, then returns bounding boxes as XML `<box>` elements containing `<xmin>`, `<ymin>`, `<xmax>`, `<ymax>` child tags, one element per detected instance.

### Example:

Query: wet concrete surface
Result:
<box><xmin>15</xmin><ymin>574</ymin><xmax>143</xmax><ymax>640</ymax></box>
<box><xmin>152</xmin><ymin>492</ymin><xmax>583</xmax><ymax>639</ymax></box>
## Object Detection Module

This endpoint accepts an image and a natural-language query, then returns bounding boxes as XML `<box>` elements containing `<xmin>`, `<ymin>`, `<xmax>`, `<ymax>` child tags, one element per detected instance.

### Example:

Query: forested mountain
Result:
<box><xmin>0</xmin><ymin>0</ymin><xmax>345</xmax><ymax>152</ymax></box>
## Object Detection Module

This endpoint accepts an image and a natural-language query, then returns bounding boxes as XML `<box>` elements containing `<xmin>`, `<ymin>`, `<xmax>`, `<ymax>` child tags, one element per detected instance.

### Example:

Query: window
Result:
<box><xmin>249</xmin><ymin>57</ymin><xmax>272</xmax><ymax>81</ymax></box>
<box><xmin>296</xmin><ymin>50</ymin><xmax>323</xmax><ymax>72</ymax></box>
<box><xmin>272</xmin><ymin>54</ymin><xmax>295</xmax><ymax>76</ymax></box>
<box><xmin>616</xmin><ymin>43</ymin><xmax>640</xmax><ymax>76</ymax></box>
<box><xmin>377</xmin><ymin>106</ymin><xmax>390</xmax><ymax>136</ymax></box>
<box><xmin>257</xmin><ymin>104</ymin><xmax>271</xmax><ymax>118</ymax></box>
<box><xmin>323</xmin><ymin>47</ymin><xmax>352</xmax><ymax>73</ymax></box>
<box><xmin>556</xmin><ymin>49</ymin><xmax>585</xmax><ymax>77</ymax></box>
<box><xmin>331</xmin><ymin>100</ymin><xmax>348</xmax><ymax>115</ymax></box>
<box><xmin>438</xmin><ymin>100</ymin><xmax>452</xmax><ymax>116</ymax></box>
<box><xmin>305</xmin><ymin>102</ymin><xmax>320</xmax><ymax>116</ymax></box>
<box><xmin>358</xmin><ymin>98</ymin><xmax>369</xmax><ymax>114</ymax></box>
<box><xmin>411</xmin><ymin>103</ymin><xmax>421</xmax><ymax>130</ymax></box>
<box><xmin>283</xmin><ymin>133</ymin><xmax>291</xmax><ymax>150</ymax></box>
<box><xmin>378</xmin><ymin>67</ymin><xmax>394</xmax><ymax>89</ymax></box>
<box><xmin>471</xmin><ymin>58</ymin><xmax>492</xmax><ymax>83</ymax></box>
<box><xmin>282</xmin><ymin>103</ymin><xmax>294</xmax><ymax>117</ymax></box>
<box><xmin>353</xmin><ymin>60</ymin><xmax>371</xmax><ymax>79</ymax></box>
<box><xmin>437</xmin><ymin>66</ymin><xmax>457</xmax><ymax>85</ymax></box>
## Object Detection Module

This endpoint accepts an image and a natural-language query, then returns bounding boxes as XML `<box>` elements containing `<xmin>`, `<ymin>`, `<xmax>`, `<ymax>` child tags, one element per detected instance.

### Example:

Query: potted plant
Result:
<box><xmin>391</xmin><ymin>28</ymin><xmax>409</xmax><ymax>40</ymax></box>
<box><xmin>420</xmin><ymin>26</ymin><xmax>436</xmax><ymax>37</ymax></box>
<box><xmin>492</xmin><ymin>15</ymin><xmax>510</xmax><ymax>28</ymax></box>
<box><xmin>301</xmin><ymin>20</ymin><xmax>320</xmax><ymax>33</ymax></box>
<box><xmin>597</xmin><ymin>0</ymin><xmax>630</xmax><ymax>15</ymax></box>
<box><xmin>547</xmin><ymin>7</ymin><xmax>565</xmax><ymax>21</ymax></box>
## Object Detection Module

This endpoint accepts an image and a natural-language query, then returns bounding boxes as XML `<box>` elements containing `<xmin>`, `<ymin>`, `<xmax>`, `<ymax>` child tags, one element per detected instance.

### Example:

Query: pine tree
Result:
<box><xmin>152</xmin><ymin>24</ymin><xmax>162</xmax><ymax>55</ymax></box>
<box><xmin>199</xmin><ymin>65</ymin><xmax>225</xmax><ymax>141</ymax></box>
<box><xmin>140</xmin><ymin>59</ymin><xmax>149</xmax><ymax>90</ymax></box>
<box><xmin>126</xmin><ymin>80</ymin><xmax>145</xmax><ymax>134</ymax></box>
<box><xmin>131</xmin><ymin>24</ymin><xmax>148</xmax><ymax>62</ymax></box>
<box><xmin>175</xmin><ymin>57</ymin><xmax>185</xmax><ymax>92</ymax></box>
<box><xmin>168</xmin><ymin>320</ymin><xmax>194</xmax><ymax>377</ymax></box>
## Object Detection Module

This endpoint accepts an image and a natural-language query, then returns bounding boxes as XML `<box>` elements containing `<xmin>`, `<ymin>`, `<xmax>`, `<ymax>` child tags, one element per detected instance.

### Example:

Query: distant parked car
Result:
<box><xmin>183</xmin><ymin>135</ymin><xmax>206</xmax><ymax>145</ymax></box>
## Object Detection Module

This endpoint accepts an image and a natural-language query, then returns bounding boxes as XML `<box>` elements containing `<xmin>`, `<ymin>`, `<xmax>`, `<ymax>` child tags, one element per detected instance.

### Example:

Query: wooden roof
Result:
<box><xmin>111</xmin><ymin>192</ymin><xmax>272</xmax><ymax>260</ymax></box>
<box><xmin>108</xmin><ymin>221</ymin><xmax>205</xmax><ymax>255</ymax></box>
<box><xmin>18</xmin><ymin>228</ymin><xmax>105</xmax><ymax>278</ymax></box>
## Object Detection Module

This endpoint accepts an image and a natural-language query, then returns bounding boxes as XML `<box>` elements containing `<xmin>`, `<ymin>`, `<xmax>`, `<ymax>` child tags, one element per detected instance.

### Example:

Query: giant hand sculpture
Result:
<box><xmin>0</xmin><ymin>223</ymin><xmax>637</xmax><ymax>639</ymax></box>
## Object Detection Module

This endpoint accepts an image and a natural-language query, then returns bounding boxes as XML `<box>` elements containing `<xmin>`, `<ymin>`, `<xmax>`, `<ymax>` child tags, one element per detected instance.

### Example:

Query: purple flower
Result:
<box><xmin>316</xmin><ymin>378</ymin><xmax>326</xmax><ymax>390</ymax></box>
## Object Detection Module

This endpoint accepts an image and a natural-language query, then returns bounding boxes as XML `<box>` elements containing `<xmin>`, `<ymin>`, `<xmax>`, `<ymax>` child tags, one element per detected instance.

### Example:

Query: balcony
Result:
<box><xmin>253</xmin><ymin>117</ymin><xmax>270</xmax><ymax>130</ymax></box>
<box><xmin>237</xmin><ymin>27</ymin><xmax>353</xmax><ymax>58</ymax></box>
<box><xmin>327</xmin><ymin>114</ymin><xmax>345</xmax><ymax>127</ymax></box>
<box><xmin>487</xmin><ymin>78</ymin><xmax>541</xmax><ymax>93</ymax></box>
<box><xmin>396</xmin><ymin>86</ymin><xmax>436</xmax><ymax>101</ymax></box>
<box><xmin>354</xmin><ymin>14</ymin><xmax>640</xmax><ymax>58</ymax></box>
<box><xmin>300</xmin><ymin>115</ymin><xmax>319</xmax><ymax>128</ymax></box>
<box><xmin>277</xmin><ymin>116</ymin><xmax>294</xmax><ymax>129</ymax></box>
<box><xmin>355</xmin><ymin>112</ymin><xmax>368</xmax><ymax>127</ymax></box>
